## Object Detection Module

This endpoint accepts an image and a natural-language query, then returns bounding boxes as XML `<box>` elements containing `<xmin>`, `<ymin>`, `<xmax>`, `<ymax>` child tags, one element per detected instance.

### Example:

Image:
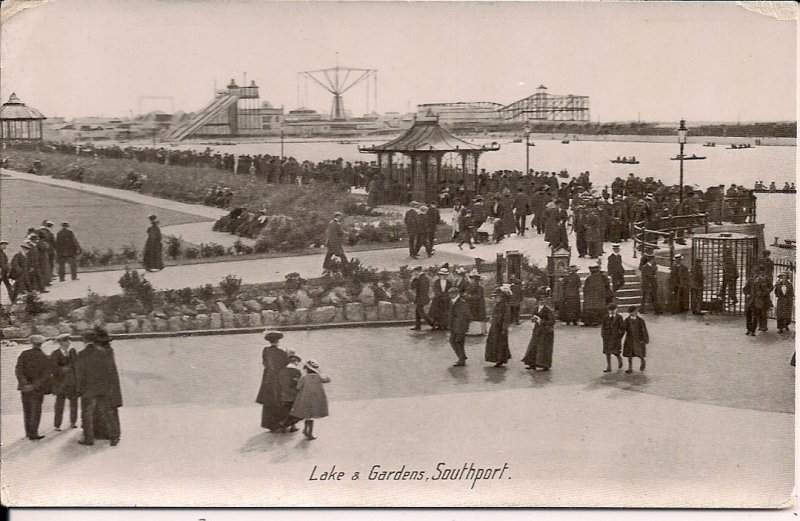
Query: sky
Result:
<box><xmin>0</xmin><ymin>0</ymin><xmax>796</xmax><ymax>122</ymax></box>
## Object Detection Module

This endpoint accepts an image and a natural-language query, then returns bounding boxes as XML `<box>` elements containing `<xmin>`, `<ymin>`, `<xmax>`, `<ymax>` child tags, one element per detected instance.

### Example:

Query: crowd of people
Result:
<box><xmin>1</xmin><ymin>220</ymin><xmax>82</xmax><ymax>303</ymax></box>
<box><xmin>14</xmin><ymin>324</ymin><xmax>122</xmax><ymax>445</ymax></box>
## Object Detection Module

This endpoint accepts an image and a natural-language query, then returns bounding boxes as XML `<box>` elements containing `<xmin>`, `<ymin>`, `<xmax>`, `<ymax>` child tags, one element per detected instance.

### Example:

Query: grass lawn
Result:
<box><xmin>0</xmin><ymin>178</ymin><xmax>210</xmax><ymax>251</ymax></box>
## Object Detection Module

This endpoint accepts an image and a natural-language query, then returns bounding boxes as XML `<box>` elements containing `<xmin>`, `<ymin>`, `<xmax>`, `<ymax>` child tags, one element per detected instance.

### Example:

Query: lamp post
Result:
<box><xmin>677</xmin><ymin>119</ymin><xmax>688</xmax><ymax>206</ymax></box>
<box><xmin>524</xmin><ymin>123</ymin><xmax>532</xmax><ymax>175</ymax></box>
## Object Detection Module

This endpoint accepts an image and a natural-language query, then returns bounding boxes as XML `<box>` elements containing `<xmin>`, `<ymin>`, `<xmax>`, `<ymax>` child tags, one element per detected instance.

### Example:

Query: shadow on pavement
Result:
<box><xmin>482</xmin><ymin>365</ymin><xmax>508</xmax><ymax>385</ymax></box>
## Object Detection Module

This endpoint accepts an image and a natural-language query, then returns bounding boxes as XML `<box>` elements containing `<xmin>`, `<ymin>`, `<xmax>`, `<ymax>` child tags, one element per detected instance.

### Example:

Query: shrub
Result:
<box><xmin>184</xmin><ymin>246</ymin><xmax>200</xmax><ymax>259</ymax></box>
<box><xmin>200</xmin><ymin>243</ymin><xmax>227</xmax><ymax>258</ymax></box>
<box><xmin>176</xmin><ymin>287</ymin><xmax>194</xmax><ymax>304</ymax></box>
<box><xmin>196</xmin><ymin>283</ymin><xmax>215</xmax><ymax>301</ymax></box>
<box><xmin>232</xmin><ymin>239</ymin><xmax>254</xmax><ymax>255</ymax></box>
<box><xmin>219</xmin><ymin>274</ymin><xmax>242</xmax><ymax>300</ymax></box>
<box><xmin>52</xmin><ymin>299</ymin><xmax>75</xmax><ymax>319</ymax></box>
<box><xmin>118</xmin><ymin>268</ymin><xmax>155</xmax><ymax>312</ymax></box>
<box><xmin>120</xmin><ymin>243</ymin><xmax>139</xmax><ymax>262</ymax></box>
<box><xmin>284</xmin><ymin>272</ymin><xmax>307</xmax><ymax>292</ymax></box>
<box><xmin>166</xmin><ymin>235</ymin><xmax>182</xmax><ymax>260</ymax></box>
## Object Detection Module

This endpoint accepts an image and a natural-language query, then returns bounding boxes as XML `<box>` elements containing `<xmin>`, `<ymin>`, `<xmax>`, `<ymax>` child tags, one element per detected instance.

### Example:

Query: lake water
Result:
<box><xmin>172</xmin><ymin>138</ymin><xmax>796</xmax><ymax>191</ymax></box>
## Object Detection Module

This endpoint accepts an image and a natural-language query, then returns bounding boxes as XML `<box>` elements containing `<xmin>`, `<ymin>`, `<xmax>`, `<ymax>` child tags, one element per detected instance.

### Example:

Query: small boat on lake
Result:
<box><xmin>670</xmin><ymin>154</ymin><xmax>706</xmax><ymax>161</ymax></box>
<box><xmin>728</xmin><ymin>143</ymin><xmax>754</xmax><ymax>149</ymax></box>
<box><xmin>703</xmin><ymin>142</ymin><xmax>716</xmax><ymax>147</ymax></box>
<box><xmin>610</xmin><ymin>157</ymin><xmax>639</xmax><ymax>164</ymax></box>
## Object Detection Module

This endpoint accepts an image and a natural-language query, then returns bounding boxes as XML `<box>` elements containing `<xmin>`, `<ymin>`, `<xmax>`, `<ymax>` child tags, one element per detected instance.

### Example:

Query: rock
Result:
<box><xmin>70</xmin><ymin>306</ymin><xmax>91</xmax><ymax>321</ymax></box>
<box><xmin>377</xmin><ymin>301</ymin><xmax>395</xmax><ymax>321</ymax></box>
<box><xmin>259</xmin><ymin>296</ymin><xmax>279</xmax><ymax>309</ymax></box>
<box><xmin>10</xmin><ymin>302</ymin><xmax>26</xmax><ymax>314</ymax></box>
<box><xmin>140</xmin><ymin>318</ymin><xmax>154</xmax><ymax>333</ymax></box>
<box><xmin>73</xmin><ymin>320</ymin><xmax>90</xmax><ymax>334</ymax></box>
<box><xmin>261</xmin><ymin>310</ymin><xmax>278</xmax><ymax>326</ymax></box>
<box><xmin>18</xmin><ymin>323</ymin><xmax>33</xmax><ymax>338</ymax></box>
<box><xmin>34</xmin><ymin>324</ymin><xmax>60</xmax><ymax>337</ymax></box>
<box><xmin>152</xmin><ymin>309</ymin><xmax>168</xmax><ymax>320</ymax></box>
<box><xmin>154</xmin><ymin>317</ymin><xmax>169</xmax><ymax>332</ymax></box>
<box><xmin>166</xmin><ymin>307</ymin><xmax>182</xmax><ymax>318</ymax></box>
<box><xmin>195</xmin><ymin>314</ymin><xmax>210</xmax><ymax>329</ymax></box>
<box><xmin>333</xmin><ymin>306</ymin><xmax>345</xmax><ymax>323</ymax></box>
<box><xmin>294</xmin><ymin>308</ymin><xmax>309</xmax><ymax>325</ymax></box>
<box><xmin>1</xmin><ymin>327</ymin><xmax>23</xmax><ymax>339</ymax></box>
<box><xmin>284</xmin><ymin>310</ymin><xmax>299</xmax><ymax>325</ymax></box>
<box><xmin>167</xmin><ymin>316</ymin><xmax>182</xmax><ymax>332</ymax></box>
<box><xmin>321</xmin><ymin>291</ymin><xmax>343</xmax><ymax>306</ymax></box>
<box><xmin>221</xmin><ymin>310</ymin><xmax>235</xmax><ymax>328</ymax></box>
<box><xmin>248</xmin><ymin>312</ymin><xmax>262</xmax><ymax>328</ymax></box>
<box><xmin>233</xmin><ymin>313</ymin><xmax>248</xmax><ymax>328</ymax></box>
<box><xmin>180</xmin><ymin>305</ymin><xmax>197</xmax><ymax>317</ymax></box>
<box><xmin>310</xmin><ymin>306</ymin><xmax>337</xmax><ymax>324</ymax></box>
<box><xmin>229</xmin><ymin>300</ymin><xmax>247</xmax><ymax>313</ymax></box>
<box><xmin>358</xmin><ymin>286</ymin><xmax>375</xmax><ymax>305</ymax></box>
<box><xmin>277</xmin><ymin>295</ymin><xmax>292</xmax><ymax>311</ymax></box>
<box><xmin>345</xmin><ymin>302</ymin><xmax>365</xmax><ymax>322</ymax></box>
<box><xmin>105</xmin><ymin>322</ymin><xmax>126</xmax><ymax>335</ymax></box>
<box><xmin>209</xmin><ymin>313</ymin><xmax>222</xmax><ymax>329</ymax></box>
<box><xmin>182</xmin><ymin>315</ymin><xmax>197</xmax><ymax>331</ymax></box>
<box><xmin>394</xmin><ymin>303</ymin><xmax>411</xmax><ymax>320</ymax></box>
<box><xmin>244</xmin><ymin>300</ymin><xmax>262</xmax><ymax>312</ymax></box>
<box><xmin>307</xmin><ymin>287</ymin><xmax>325</xmax><ymax>298</ymax></box>
<box><xmin>194</xmin><ymin>302</ymin><xmax>209</xmax><ymax>314</ymax></box>
<box><xmin>125</xmin><ymin>319</ymin><xmax>141</xmax><ymax>333</ymax></box>
<box><xmin>57</xmin><ymin>322</ymin><xmax>72</xmax><ymax>334</ymax></box>
<box><xmin>294</xmin><ymin>290</ymin><xmax>313</xmax><ymax>309</ymax></box>
<box><xmin>216</xmin><ymin>301</ymin><xmax>230</xmax><ymax>314</ymax></box>
<box><xmin>364</xmin><ymin>305</ymin><xmax>378</xmax><ymax>321</ymax></box>
<box><xmin>333</xmin><ymin>286</ymin><xmax>348</xmax><ymax>300</ymax></box>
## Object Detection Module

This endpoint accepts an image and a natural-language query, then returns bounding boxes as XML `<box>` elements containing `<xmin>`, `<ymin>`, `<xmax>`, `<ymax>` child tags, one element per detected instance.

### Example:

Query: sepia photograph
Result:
<box><xmin>0</xmin><ymin>0</ymin><xmax>796</xmax><ymax>509</ymax></box>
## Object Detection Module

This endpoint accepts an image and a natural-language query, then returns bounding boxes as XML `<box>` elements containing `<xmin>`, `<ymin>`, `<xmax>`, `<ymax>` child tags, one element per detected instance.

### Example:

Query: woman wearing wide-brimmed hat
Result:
<box><xmin>143</xmin><ymin>215</ymin><xmax>164</xmax><ymax>272</ymax></box>
<box><xmin>522</xmin><ymin>292</ymin><xmax>556</xmax><ymax>371</ymax></box>
<box><xmin>428</xmin><ymin>267</ymin><xmax>452</xmax><ymax>330</ymax></box>
<box><xmin>255</xmin><ymin>329</ymin><xmax>289</xmax><ymax>431</ymax></box>
<box><xmin>465</xmin><ymin>270</ymin><xmax>487</xmax><ymax>335</ymax></box>
<box><xmin>290</xmin><ymin>359</ymin><xmax>331</xmax><ymax>440</ymax></box>
<box><xmin>484</xmin><ymin>285</ymin><xmax>512</xmax><ymax>367</ymax></box>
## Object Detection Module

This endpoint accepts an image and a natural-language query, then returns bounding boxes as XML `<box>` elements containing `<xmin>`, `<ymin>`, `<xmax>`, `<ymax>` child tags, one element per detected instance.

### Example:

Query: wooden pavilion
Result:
<box><xmin>0</xmin><ymin>93</ymin><xmax>46</xmax><ymax>142</ymax></box>
<box><xmin>358</xmin><ymin>110</ymin><xmax>499</xmax><ymax>204</ymax></box>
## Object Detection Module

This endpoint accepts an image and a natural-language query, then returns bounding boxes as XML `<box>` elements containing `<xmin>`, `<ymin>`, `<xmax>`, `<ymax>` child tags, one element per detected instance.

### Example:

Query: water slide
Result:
<box><xmin>163</xmin><ymin>93</ymin><xmax>239</xmax><ymax>142</ymax></box>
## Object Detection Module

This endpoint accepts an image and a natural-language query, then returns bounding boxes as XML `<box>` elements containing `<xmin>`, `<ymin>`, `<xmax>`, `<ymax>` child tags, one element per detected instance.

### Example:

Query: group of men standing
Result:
<box><xmin>14</xmin><ymin>325</ymin><xmax>122</xmax><ymax>446</ymax></box>
<box><xmin>1</xmin><ymin>220</ymin><xmax>82</xmax><ymax>304</ymax></box>
<box><xmin>403</xmin><ymin>202</ymin><xmax>441</xmax><ymax>259</ymax></box>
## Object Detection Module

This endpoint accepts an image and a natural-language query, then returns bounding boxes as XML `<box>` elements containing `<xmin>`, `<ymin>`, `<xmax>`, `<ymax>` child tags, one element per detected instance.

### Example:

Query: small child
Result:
<box><xmin>290</xmin><ymin>360</ymin><xmax>331</xmax><ymax>440</ymax></box>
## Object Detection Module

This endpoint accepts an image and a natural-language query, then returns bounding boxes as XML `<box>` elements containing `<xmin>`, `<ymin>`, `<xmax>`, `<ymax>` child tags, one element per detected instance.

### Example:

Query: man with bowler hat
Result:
<box><xmin>15</xmin><ymin>335</ymin><xmax>52</xmax><ymax>440</ymax></box>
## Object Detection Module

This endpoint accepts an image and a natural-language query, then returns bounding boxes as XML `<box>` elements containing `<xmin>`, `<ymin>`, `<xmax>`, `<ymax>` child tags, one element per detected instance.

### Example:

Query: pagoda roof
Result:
<box><xmin>0</xmin><ymin>93</ymin><xmax>46</xmax><ymax>120</ymax></box>
<box><xmin>359</xmin><ymin>112</ymin><xmax>498</xmax><ymax>154</ymax></box>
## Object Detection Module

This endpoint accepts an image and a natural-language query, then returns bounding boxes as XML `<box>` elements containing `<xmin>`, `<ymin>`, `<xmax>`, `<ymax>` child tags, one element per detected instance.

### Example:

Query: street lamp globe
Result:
<box><xmin>677</xmin><ymin>119</ymin><xmax>688</xmax><ymax>144</ymax></box>
<box><xmin>524</xmin><ymin>123</ymin><xmax>532</xmax><ymax>137</ymax></box>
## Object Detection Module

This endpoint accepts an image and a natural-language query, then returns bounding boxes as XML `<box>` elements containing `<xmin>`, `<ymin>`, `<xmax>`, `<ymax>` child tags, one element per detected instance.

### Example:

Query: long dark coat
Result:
<box><xmin>622</xmin><ymin>316</ymin><xmax>649</xmax><ymax>358</ymax></box>
<box><xmin>143</xmin><ymin>224</ymin><xmax>164</xmax><ymax>270</ymax></box>
<box><xmin>522</xmin><ymin>305</ymin><xmax>555</xmax><ymax>368</ymax></box>
<box><xmin>607</xmin><ymin>253</ymin><xmax>625</xmax><ymax>289</ymax></box>
<box><xmin>583</xmin><ymin>272</ymin><xmax>611</xmax><ymax>312</ymax></box>
<box><xmin>15</xmin><ymin>347</ymin><xmax>52</xmax><ymax>394</ymax></box>
<box><xmin>774</xmin><ymin>281</ymin><xmax>794</xmax><ymax>323</ymax></box>
<box><xmin>411</xmin><ymin>273</ymin><xmax>430</xmax><ymax>306</ymax></box>
<box><xmin>50</xmin><ymin>347</ymin><xmax>78</xmax><ymax>397</ymax></box>
<box><xmin>325</xmin><ymin>219</ymin><xmax>346</xmax><ymax>255</ymax></box>
<box><xmin>465</xmin><ymin>281</ymin><xmax>486</xmax><ymax>321</ymax></box>
<box><xmin>600</xmin><ymin>313</ymin><xmax>624</xmax><ymax>354</ymax></box>
<box><xmin>559</xmin><ymin>273</ymin><xmax>582</xmax><ymax>322</ymax></box>
<box><xmin>290</xmin><ymin>373</ymin><xmax>330</xmax><ymax>419</ymax></box>
<box><xmin>76</xmin><ymin>343</ymin><xmax>123</xmax><ymax>407</ymax></box>
<box><xmin>484</xmin><ymin>297</ymin><xmax>511</xmax><ymax>363</ymax></box>
<box><xmin>255</xmin><ymin>345</ymin><xmax>289</xmax><ymax>429</ymax></box>
<box><xmin>428</xmin><ymin>277</ymin><xmax>452</xmax><ymax>326</ymax></box>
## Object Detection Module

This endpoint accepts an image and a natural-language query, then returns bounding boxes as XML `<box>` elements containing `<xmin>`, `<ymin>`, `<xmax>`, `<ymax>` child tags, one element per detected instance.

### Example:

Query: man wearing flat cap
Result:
<box><xmin>56</xmin><ymin>222</ymin><xmax>82</xmax><ymax>281</ymax></box>
<box><xmin>15</xmin><ymin>335</ymin><xmax>52</xmax><ymax>440</ymax></box>
<box><xmin>50</xmin><ymin>333</ymin><xmax>79</xmax><ymax>431</ymax></box>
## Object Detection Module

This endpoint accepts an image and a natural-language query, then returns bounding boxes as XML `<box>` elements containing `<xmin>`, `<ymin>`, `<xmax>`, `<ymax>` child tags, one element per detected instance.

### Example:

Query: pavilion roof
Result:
<box><xmin>0</xmin><ymin>93</ymin><xmax>45</xmax><ymax>121</ymax></box>
<box><xmin>360</xmin><ymin>112</ymin><xmax>497</xmax><ymax>154</ymax></box>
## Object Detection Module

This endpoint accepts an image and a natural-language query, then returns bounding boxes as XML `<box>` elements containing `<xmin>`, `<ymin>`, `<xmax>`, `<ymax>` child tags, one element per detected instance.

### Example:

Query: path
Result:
<box><xmin>1</xmin><ymin>317</ymin><xmax>793</xmax><ymax>506</ymax></box>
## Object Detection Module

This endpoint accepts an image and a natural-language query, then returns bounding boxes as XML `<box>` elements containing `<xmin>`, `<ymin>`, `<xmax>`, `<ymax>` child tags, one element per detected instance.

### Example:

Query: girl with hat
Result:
<box><xmin>484</xmin><ymin>286</ymin><xmax>512</xmax><ymax>367</ymax></box>
<box><xmin>465</xmin><ymin>270</ymin><xmax>487</xmax><ymax>335</ymax></box>
<box><xmin>290</xmin><ymin>360</ymin><xmax>331</xmax><ymax>441</ymax></box>
<box><xmin>143</xmin><ymin>215</ymin><xmax>164</xmax><ymax>272</ymax></box>
<box><xmin>255</xmin><ymin>330</ymin><xmax>290</xmax><ymax>431</ymax></box>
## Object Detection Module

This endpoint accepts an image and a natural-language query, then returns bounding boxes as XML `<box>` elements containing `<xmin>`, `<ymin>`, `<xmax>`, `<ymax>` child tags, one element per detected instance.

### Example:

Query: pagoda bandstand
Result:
<box><xmin>0</xmin><ymin>93</ymin><xmax>46</xmax><ymax>142</ymax></box>
<box><xmin>358</xmin><ymin>111</ymin><xmax>499</xmax><ymax>204</ymax></box>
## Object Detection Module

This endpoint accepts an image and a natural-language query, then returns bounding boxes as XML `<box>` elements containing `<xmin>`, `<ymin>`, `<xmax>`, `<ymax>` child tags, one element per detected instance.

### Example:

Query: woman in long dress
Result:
<box><xmin>522</xmin><ymin>295</ymin><xmax>556</xmax><ymax>370</ymax></box>
<box><xmin>143</xmin><ymin>215</ymin><xmax>165</xmax><ymax>271</ymax></box>
<box><xmin>484</xmin><ymin>286</ymin><xmax>511</xmax><ymax>367</ymax></box>
<box><xmin>290</xmin><ymin>359</ymin><xmax>331</xmax><ymax>441</ymax></box>
<box><xmin>255</xmin><ymin>330</ymin><xmax>289</xmax><ymax>431</ymax></box>
<box><xmin>465</xmin><ymin>271</ymin><xmax>487</xmax><ymax>335</ymax></box>
<box><xmin>774</xmin><ymin>273</ymin><xmax>794</xmax><ymax>333</ymax></box>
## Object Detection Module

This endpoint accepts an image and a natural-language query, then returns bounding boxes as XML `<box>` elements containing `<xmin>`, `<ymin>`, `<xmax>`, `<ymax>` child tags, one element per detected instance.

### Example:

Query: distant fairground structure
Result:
<box><xmin>359</xmin><ymin>110</ymin><xmax>500</xmax><ymax>204</ymax></box>
<box><xmin>0</xmin><ymin>93</ymin><xmax>46</xmax><ymax>142</ymax></box>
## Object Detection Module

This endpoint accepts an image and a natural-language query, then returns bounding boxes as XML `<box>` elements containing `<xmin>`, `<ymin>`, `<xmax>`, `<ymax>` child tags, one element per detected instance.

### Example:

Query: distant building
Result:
<box><xmin>416</xmin><ymin>102</ymin><xmax>504</xmax><ymax>124</ymax></box>
<box><xmin>0</xmin><ymin>93</ymin><xmax>46</xmax><ymax>141</ymax></box>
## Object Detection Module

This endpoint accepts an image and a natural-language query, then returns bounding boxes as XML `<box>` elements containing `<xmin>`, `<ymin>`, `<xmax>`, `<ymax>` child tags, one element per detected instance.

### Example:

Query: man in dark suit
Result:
<box><xmin>409</xmin><ymin>266</ymin><xmax>432</xmax><ymax>331</ymax></box>
<box><xmin>448</xmin><ymin>288</ymin><xmax>471</xmax><ymax>366</ymax></box>
<box><xmin>607</xmin><ymin>243</ymin><xmax>625</xmax><ymax>292</ymax></box>
<box><xmin>50</xmin><ymin>333</ymin><xmax>79</xmax><ymax>431</ymax></box>
<box><xmin>404</xmin><ymin>203</ymin><xmax>420</xmax><ymax>259</ymax></box>
<box><xmin>39</xmin><ymin>220</ymin><xmax>57</xmax><ymax>279</ymax></box>
<box><xmin>15</xmin><ymin>335</ymin><xmax>52</xmax><ymax>440</ymax></box>
<box><xmin>601</xmin><ymin>303</ymin><xmax>625</xmax><ymax>372</ymax></box>
<box><xmin>322</xmin><ymin>212</ymin><xmax>347</xmax><ymax>273</ymax></box>
<box><xmin>55</xmin><ymin>222</ymin><xmax>82</xmax><ymax>282</ymax></box>
<box><xmin>76</xmin><ymin>327</ymin><xmax>123</xmax><ymax>446</ymax></box>
<box><xmin>10</xmin><ymin>242</ymin><xmax>32</xmax><ymax>302</ymax></box>
<box><xmin>0</xmin><ymin>239</ymin><xmax>13</xmax><ymax>303</ymax></box>
<box><xmin>422</xmin><ymin>202</ymin><xmax>440</xmax><ymax>257</ymax></box>
<box><xmin>513</xmin><ymin>188</ymin><xmax>528</xmax><ymax>236</ymax></box>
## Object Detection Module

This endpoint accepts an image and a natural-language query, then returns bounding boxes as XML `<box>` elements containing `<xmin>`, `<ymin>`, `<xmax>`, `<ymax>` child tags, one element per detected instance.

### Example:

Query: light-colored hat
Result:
<box><xmin>0</xmin><ymin>240</ymin><xmax>8</xmax><ymax>245</ymax></box>
<box><xmin>412</xmin><ymin>265</ymin><xmax>423</xmax><ymax>271</ymax></box>
<box><xmin>263</xmin><ymin>329</ymin><xmax>284</xmax><ymax>342</ymax></box>
<box><xmin>499</xmin><ymin>283</ymin><xmax>513</xmax><ymax>296</ymax></box>
<box><xmin>286</xmin><ymin>349</ymin><xmax>301</xmax><ymax>362</ymax></box>
<box><xmin>42</xmin><ymin>220</ymin><xmax>54</xmax><ymax>227</ymax></box>
<box><xmin>468</xmin><ymin>269</ymin><xmax>480</xmax><ymax>279</ymax></box>
<box><xmin>55</xmin><ymin>333</ymin><xmax>71</xmax><ymax>341</ymax></box>
<box><xmin>569</xmin><ymin>265</ymin><xmax>578</xmax><ymax>272</ymax></box>
<box><xmin>611</xmin><ymin>243</ymin><xmax>621</xmax><ymax>249</ymax></box>
<box><xmin>438</xmin><ymin>267</ymin><xmax>449</xmax><ymax>275</ymax></box>
<box><xmin>28</xmin><ymin>335</ymin><xmax>45</xmax><ymax>345</ymax></box>
<box><xmin>409</xmin><ymin>201</ymin><xmax>420</xmax><ymax>207</ymax></box>
<box><xmin>589</xmin><ymin>265</ymin><xmax>600</xmax><ymax>271</ymax></box>
<box><xmin>419</xmin><ymin>206</ymin><xmax>428</xmax><ymax>213</ymax></box>
<box><xmin>456</xmin><ymin>267</ymin><xmax>466</xmax><ymax>274</ymax></box>
<box><xmin>674</xmin><ymin>254</ymin><xmax>682</xmax><ymax>259</ymax></box>
<box><xmin>333</xmin><ymin>211</ymin><xmax>343</xmax><ymax>218</ymax></box>
<box><xmin>20</xmin><ymin>242</ymin><xmax>32</xmax><ymax>250</ymax></box>
<box><xmin>304</xmin><ymin>359</ymin><xmax>321</xmax><ymax>374</ymax></box>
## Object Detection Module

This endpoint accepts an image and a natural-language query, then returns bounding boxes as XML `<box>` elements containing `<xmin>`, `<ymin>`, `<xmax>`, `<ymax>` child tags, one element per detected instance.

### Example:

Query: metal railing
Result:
<box><xmin>632</xmin><ymin>213</ymin><xmax>709</xmax><ymax>259</ymax></box>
